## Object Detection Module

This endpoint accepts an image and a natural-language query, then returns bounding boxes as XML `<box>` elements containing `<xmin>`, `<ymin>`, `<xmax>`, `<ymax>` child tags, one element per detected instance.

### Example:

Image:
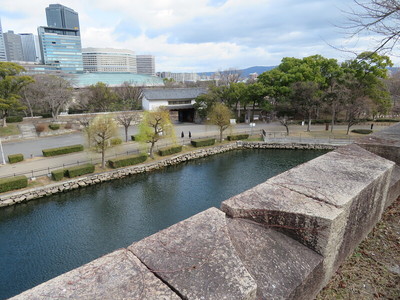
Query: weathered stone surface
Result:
<box><xmin>388</xmin><ymin>164</ymin><xmax>400</xmax><ymax>207</ymax></box>
<box><xmin>267</xmin><ymin>144</ymin><xmax>394</xmax><ymax>208</ymax></box>
<box><xmin>226</xmin><ymin>217</ymin><xmax>324</xmax><ymax>300</ymax></box>
<box><xmin>222</xmin><ymin>144</ymin><xmax>394</xmax><ymax>288</ymax></box>
<box><xmin>10</xmin><ymin>249</ymin><xmax>179</xmax><ymax>300</ymax></box>
<box><xmin>221</xmin><ymin>181</ymin><xmax>343</xmax><ymax>256</ymax></box>
<box><xmin>356</xmin><ymin>122</ymin><xmax>400</xmax><ymax>165</ymax></box>
<box><xmin>129</xmin><ymin>208</ymin><xmax>258</xmax><ymax>299</ymax></box>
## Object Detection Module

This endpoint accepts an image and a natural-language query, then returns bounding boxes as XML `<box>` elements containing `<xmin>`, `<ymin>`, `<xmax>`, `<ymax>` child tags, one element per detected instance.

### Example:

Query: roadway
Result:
<box><xmin>0</xmin><ymin>122</ymin><xmax>382</xmax><ymax>179</ymax></box>
<box><xmin>0</xmin><ymin>122</ymin><xmax>270</xmax><ymax>178</ymax></box>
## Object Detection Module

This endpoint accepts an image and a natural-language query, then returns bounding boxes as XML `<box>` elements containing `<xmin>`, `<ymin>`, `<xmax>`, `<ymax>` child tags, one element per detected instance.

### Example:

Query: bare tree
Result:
<box><xmin>114</xmin><ymin>82</ymin><xmax>143</xmax><ymax>110</ymax></box>
<box><xmin>214</xmin><ymin>68</ymin><xmax>242</xmax><ymax>86</ymax></box>
<box><xmin>116</xmin><ymin>111</ymin><xmax>141</xmax><ymax>142</ymax></box>
<box><xmin>343</xmin><ymin>0</ymin><xmax>400</xmax><ymax>54</ymax></box>
<box><xmin>77</xmin><ymin>115</ymin><xmax>94</xmax><ymax>146</ymax></box>
<box><xmin>19</xmin><ymin>80</ymin><xmax>45</xmax><ymax>117</ymax></box>
<box><xmin>21</xmin><ymin>75</ymin><xmax>73</xmax><ymax>119</ymax></box>
<box><xmin>386</xmin><ymin>70</ymin><xmax>400</xmax><ymax>114</ymax></box>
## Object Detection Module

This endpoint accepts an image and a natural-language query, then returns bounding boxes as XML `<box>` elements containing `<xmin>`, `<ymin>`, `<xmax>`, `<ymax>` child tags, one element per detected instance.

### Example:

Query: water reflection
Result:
<box><xmin>0</xmin><ymin>149</ymin><xmax>328</xmax><ymax>299</ymax></box>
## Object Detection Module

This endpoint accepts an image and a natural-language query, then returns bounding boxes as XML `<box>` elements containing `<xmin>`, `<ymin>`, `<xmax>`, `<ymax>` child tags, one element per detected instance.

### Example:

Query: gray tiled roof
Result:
<box><xmin>142</xmin><ymin>88</ymin><xmax>207</xmax><ymax>100</ymax></box>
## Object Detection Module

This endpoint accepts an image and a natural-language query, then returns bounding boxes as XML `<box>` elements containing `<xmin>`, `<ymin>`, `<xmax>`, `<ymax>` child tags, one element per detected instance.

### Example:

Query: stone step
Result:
<box><xmin>18</xmin><ymin>124</ymin><xmax>37</xmax><ymax>138</ymax></box>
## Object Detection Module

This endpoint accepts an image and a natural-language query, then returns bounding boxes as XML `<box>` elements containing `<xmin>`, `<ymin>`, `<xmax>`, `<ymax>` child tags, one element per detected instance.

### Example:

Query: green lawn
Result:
<box><xmin>0</xmin><ymin>124</ymin><xmax>20</xmax><ymax>137</ymax></box>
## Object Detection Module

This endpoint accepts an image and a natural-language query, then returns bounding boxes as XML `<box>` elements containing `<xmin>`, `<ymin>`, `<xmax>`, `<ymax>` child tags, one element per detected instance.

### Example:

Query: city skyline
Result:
<box><xmin>0</xmin><ymin>0</ymin><xmax>399</xmax><ymax>72</ymax></box>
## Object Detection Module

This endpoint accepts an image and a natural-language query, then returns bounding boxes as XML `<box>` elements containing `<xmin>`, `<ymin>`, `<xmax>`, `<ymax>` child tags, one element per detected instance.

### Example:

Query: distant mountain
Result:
<box><xmin>197</xmin><ymin>66</ymin><xmax>276</xmax><ymax>78</ymax></box>
<box><xmin>240</xmin><ymin>66</ymin><xmax>276</xmax><ymax>77</ymax></box>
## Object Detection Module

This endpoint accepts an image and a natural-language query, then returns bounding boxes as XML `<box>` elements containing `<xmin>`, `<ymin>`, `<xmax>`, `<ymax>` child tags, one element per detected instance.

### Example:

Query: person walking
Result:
<box><xmin>181</xmin><ymin>131</ymin><xmax>184</xmax><ymax>138</ymax></box>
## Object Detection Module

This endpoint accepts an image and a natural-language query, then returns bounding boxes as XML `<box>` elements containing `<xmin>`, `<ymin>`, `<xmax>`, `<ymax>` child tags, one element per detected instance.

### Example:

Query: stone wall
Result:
<box><xmin>9</xmin><ymin>123</ymin><xmax>400</xmax><ymax>299</ymax></box>
<box><xmin>0</xmin><ymin>142</ymin><xmax>334</xmax><ymax>208</ymax></box>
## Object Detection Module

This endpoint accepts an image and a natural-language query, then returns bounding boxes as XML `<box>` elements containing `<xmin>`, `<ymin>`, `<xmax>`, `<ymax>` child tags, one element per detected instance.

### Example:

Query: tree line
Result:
<box><xmin>0</xmin><ymin>63</ymin><xmax>144</xmax><ymax>127</ymax></box>
<box><xmin>195</xmin><ymin>52</ymin><xmax>399</xmax><ymax>134</ymax></box>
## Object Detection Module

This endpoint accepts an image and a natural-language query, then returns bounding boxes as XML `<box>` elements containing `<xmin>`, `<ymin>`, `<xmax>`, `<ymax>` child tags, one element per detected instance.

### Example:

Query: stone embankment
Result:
<box><xmin>0</xmin><ymin>142</ymin><xmax>334</xmax><ymax>208</ymax></box>
<box><xmin>9</xmin><ymin>124</ymin><xmax>400</xmax><ymax>299</ymax></box>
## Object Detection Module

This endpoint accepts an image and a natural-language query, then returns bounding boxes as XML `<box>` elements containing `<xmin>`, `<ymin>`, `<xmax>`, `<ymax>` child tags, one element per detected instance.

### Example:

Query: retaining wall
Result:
<box><xmin>9</xmin><ymin>124</ymin><xmax>400</xmax><ymax>299</ymax></box>
<box><xmin>0</xmin><ymin>143</ymin><xmax>333</xmax><ymax>208</ymax></box>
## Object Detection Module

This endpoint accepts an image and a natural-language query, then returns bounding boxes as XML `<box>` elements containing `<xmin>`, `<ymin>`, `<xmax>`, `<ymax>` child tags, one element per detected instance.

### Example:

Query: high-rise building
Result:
<box><xmin>38</xmin><ymin>4</ymin><xmax>83</xmax><ymax>73</ymax></box>
<box><xmin>3</xmin><ymin>30</ymin><xmax>24</xmax><ymax>61</ymax></box>
<box><xmin>0</xmin><ymin>19</ymin><xmax>7</xmax><ymax>61</ymax></box>
<box><xmin>19</xmin><ymin>33</ymin><xmax>39</xmax><ymax>62</ymax></box>
<box><xmin>46</xmin><ymin>4</ymin><xmax>80</xmax><ymax>35</ymax></box>
<box><xmin>38</xmin><ymin>26</ymin><xmax>83</xmax><ymax>73</ymax></box>
<box><xmin>82</xmin><ymin>48</ymin><xmax>137</xmax><ymax>73</ymax></box>
<box><xmin>136</xmin><ymin>55</ymin><xmax>155</xmax><ymax>76</ymax></box>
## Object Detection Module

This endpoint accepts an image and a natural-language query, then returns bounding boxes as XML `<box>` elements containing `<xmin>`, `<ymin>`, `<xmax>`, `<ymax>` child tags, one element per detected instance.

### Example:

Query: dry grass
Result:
<box><xmin>316</xmin><ymin>197</ymin><xmax>400</xmax><ymax>299</ymax></box>
<box><xmin>0</xmin><ymin>124</ymin><xmax>20</xmax><ymax>136</ymax></box>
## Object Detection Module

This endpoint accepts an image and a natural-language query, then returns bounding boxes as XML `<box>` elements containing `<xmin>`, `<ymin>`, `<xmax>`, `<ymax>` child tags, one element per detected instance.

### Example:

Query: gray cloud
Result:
<box><xmin>145</xmin><ymin>0</ymin><xmax>348</xmax><ymax>49</ymax></box>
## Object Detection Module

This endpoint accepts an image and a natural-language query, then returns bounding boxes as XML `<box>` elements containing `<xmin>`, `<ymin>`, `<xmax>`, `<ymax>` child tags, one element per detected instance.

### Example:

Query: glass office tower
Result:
<box><xmin>38</xmin><ymin>26</ymin><xmax>83</xmax><ymax>73</ymax></box>
<box><xmin>19</xmin><ymin>33</ymin><xmax>39</xmax><ymax>62</ymax></box>
<box><xmin>46</xmin><ymin>4</ymin><xmax>80</xmax><ymax>35</ymax></box>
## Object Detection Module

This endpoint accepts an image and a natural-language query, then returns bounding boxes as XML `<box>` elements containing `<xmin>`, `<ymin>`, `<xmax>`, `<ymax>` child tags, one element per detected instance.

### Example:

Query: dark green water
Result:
<box><xmin>0</xmin><ymin>149</ymin><xmax>328</xmax><ymax>299</ymax></box>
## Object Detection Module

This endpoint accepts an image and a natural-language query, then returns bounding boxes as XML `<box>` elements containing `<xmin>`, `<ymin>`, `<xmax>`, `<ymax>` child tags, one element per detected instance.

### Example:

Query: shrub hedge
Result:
<box><xmin>158</xmin><ymin>145</ymin><xmax>182</xmax><ymax>156</ymax></box>
<box><xmin>351</xmin><ymin>129</ymin><xmax>373</xmax><ymax>134</ymax></box>
<box><xmin>49</xmin><ymin>124</ymin><xmax>60</xmax><ymax>130</ymax></box>
<box><xmin>51</xmin><ymin>169</ymin><xmax>65</xmax><ymax>181</ymax></box>
<box><xmin>0</xmin><ymin>175</ymin><xmax>28</xmax><ymax>193</ymax></box>
<box><xmin>110</xmin><ymin>137</ymin><xmax>122</xmax><ymax>145</ymax></box>
<box><xmin>227</xmin><ymin>134</ymin><xmax>249</xmax><ymax>141</ymax></box>
<box><xmin>39</xmin><ymin>113</ymin><xmax>53</xmax><ymax>119</ymax></box>
<box><xmin>131</xmin><ymin>135</ymin><xmax>136</xmax><ymax>141</ymax></box>
<box><xmin>8</xmin><ymin>153</ymin><xmax>24</xmax><ymax>164</ymax></box>
<box><xmin>42</xmin><ymin>144</ymin><xmax>84</xmax><ymax>157</ymax></box>
<box><xmin>108</xmin><ymin>153</ymin><xmax>147</xmax><ymax>168</ymax></box>
<box><xmin>6</xmin><ymin>116</ymin><xmax>23</xmax><ymax>123</ymax></box>
<box><xmin>191</xmin><ymin>138</ymin><xmax>215</xmax><ymax>147</ymax></box>
<box><xmin>65</xmin><ymin>164</ymin><xmax>95</xmax><ymax>178</ymax></box>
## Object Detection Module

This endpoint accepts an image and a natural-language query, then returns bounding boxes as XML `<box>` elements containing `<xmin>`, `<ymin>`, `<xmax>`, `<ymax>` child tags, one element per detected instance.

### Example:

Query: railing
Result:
<box><xmin>0</xmin><ymin>132</ymin><xmax>257</xmax><ymax>180</ymax></box>
<box><xmin>262</xmin><ymin>131</ymin><xmax>355</xmax><ymax>145</ymax></box>
<box><xmin>0</xmin><ymin>129</ymin><xmax>353</xmax><ymax>180</ymax></box>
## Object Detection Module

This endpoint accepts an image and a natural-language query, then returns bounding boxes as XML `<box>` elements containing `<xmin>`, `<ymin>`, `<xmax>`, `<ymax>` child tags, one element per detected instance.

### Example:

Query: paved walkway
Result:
<box><xmin>0</xmin><ymin>122</ymin><xmax>388</xmax><ymax>179</ymax></box>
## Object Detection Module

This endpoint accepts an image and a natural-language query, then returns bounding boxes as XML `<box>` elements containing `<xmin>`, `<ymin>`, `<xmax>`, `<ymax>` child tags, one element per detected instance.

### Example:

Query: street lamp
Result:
<box><xmin>249</xmin><ymin>122</ymin><xmax>256</xmax><ymax>136</ymax></box>
<box><xmin>0</xmin><ymin>138</ymin><xmax>6</xmax><ymax>165</ymax></box>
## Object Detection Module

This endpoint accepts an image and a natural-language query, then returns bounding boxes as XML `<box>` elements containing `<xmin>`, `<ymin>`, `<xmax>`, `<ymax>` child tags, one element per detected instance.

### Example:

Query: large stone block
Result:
<box><xmin>11</xmin><ymin>249</ymin><xmax>179</xmax><ymax>299</ymax></box>
<box><xmin>356</xmin><ymin>122</ymin><xmax>400</xmax><ymax>165</ymax></box>
<box><xmin>222</xmin><ymin>144</ymin><xmax>394</xmax><ymax>290</ymax></box>
<box><xmin>226</xmin><ymin>217</ymin><xmax>324</xmax><ymax>300</ymax></box>
<box><xmin>129</xmin><ymin>208</ymin><xmax>258</xmax><ymax>299</ymax></box>
<box><xmin>388</xmin><ymin>164</ymin><xmax>400</xmax><ymax>207</ymax></box>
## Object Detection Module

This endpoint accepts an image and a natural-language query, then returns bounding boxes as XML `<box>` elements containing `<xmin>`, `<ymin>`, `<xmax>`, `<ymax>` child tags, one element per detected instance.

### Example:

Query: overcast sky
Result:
<box><xmin>1</xmin><ymin>0</ymin><xmax>398</xmax><ymax>72</ymax></box>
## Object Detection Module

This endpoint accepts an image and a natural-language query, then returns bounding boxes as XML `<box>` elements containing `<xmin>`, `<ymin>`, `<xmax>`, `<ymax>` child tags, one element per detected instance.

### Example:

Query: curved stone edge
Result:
<box><xmin>0</xmin><ymin>142</ymin><xmax>334</xmax><ymax>208</ymax></box>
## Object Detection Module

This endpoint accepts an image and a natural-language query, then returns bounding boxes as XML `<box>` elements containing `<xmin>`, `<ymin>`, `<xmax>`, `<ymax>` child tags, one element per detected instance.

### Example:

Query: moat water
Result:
<box><xmin>0</xmin><ymin>149</ymin><xmax>328</xmax><ymax>299</ymax></box>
